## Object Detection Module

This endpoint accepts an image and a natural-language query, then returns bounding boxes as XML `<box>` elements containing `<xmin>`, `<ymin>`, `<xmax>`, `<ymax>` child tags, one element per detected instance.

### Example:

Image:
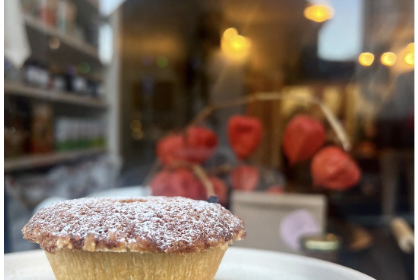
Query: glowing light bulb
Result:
<box><xmin>406</xmin><ymin>43</ymin><xmax>414</xmax><ymax>52</ymax></box>
<box><xmin>304</xmin><ymin>5</ymin><xmax>334</xmax><ymax>23</ymax></box>
<box><xmin>403</xmin><ymin>43</ymin><xmax>414</xmax><ymax>66</ymax></box>
<box><xmin>404</xmin><ymin>53</ymin><xmax>414</xmax><ymax>66</ymax></box>
<box><xmin>230</xmin><ymin>35</ymin><xmax>248</xmax><ymax>52</ymax></box>
<box><xmin>380</xmin><ymin>52</ymin><xmax>397</xmax><ymax>66</ymax></box>
<box><xmin>358</xmin><ymin>52</ymin><xmax>374</xmax><ymax>66</ymax></box>
<box><xmin>223</xmin><ymin>28</ymin><xmax>238</xmax><ymax>40</ymax></box>
<box><xmin>221</xmin><ymin>28</ymin><xmax>251</xmax><ymax>60</ymax></box>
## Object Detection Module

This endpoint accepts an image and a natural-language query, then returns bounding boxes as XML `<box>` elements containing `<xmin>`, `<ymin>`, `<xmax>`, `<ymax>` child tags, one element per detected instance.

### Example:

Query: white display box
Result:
<box><xmin>231</xmin><ymin>191</ymin><xmax>327</xmax><ymax>254</ymax></box>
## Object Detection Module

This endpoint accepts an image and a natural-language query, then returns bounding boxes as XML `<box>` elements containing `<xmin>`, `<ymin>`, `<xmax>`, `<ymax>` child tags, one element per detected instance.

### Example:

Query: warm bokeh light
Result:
<box><xmin>380</xmin><ymin>52</ymin><xmax>397</xmax><ymax>66</ymax></box>
<box><xmin>130</xmin><ymin>120</ymin><xmax>143</xmax><ymax>140</ymax></box>
<box><xmin>230</xmin><ymin>35</ymin><xmax>247</xmax><ymax>52</ymax></box>
<box><xmin>130</xmin><ymin>120</ymin><xmax>142</xmax><ymax>132</ymax></box>
<box><xmin>221</xmin><ymin>29</ymin><xmax>251</xmax><ymax>60</ymax></box>
<box><xmin>304</xmin><ymin>5</ymin><xmax>334</xmax><ymax>23</ymax></box>
<box><xmin>406</xmin><ymin>42</ymin><xmax>414</xmax><ymax>52</ymax></box>
<box><xmin>358</xmin><ymin>52</ymin><xmax>374</xmax><ymax>66</ymax></box>
<box><xmin>223</xmin><ymin>28</ymin><xmax>238</xmax><ymax>40</ymax></box>
<box><xmin>404</xmin><ymin>43</ymin><xmax>414</xmax><ymax>66</ymax></box>
<box><xmin>49</xmin><ymin>37</ymin><xmax>61</xmax><ymax>50</ymax></box>
<box><xmin>404</xmin><ymin>53</ymin><xmax>414</xmax><ymax>66</ymax></box>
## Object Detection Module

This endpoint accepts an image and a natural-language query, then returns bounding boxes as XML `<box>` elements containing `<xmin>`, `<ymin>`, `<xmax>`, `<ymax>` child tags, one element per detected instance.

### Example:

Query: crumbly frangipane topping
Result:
<box><xmin>23</xmin><ymin>197</ymin><xmax>246</xmax><ymax>254</ymax></box>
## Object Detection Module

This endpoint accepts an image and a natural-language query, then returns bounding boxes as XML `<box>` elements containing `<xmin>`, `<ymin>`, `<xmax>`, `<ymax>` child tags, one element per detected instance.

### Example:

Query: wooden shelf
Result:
<box><xmin>85</xmin><ymin>0</ymin><xmax>99</xmax><ymax>10</ymax></box>
<box><xmin>4</xmin><ymin>82</ymin><xmax>107</xmax><ymax>108</ymax></box>
<box><xmin>71</xmin><ymin>0</ymin><xmax>99</xmax><ymax>12</ymax></box>
<box><xmin>23</xmin><ymin>14</ymin><xmax>102</xmax><ymax>70</ymax></box>
<box><xmin>4</xmin><ymin>148</ymin><xmax>107</xmax><ymax>172</ymax></box>
<box><xmin>24</xmin><ymin>14</ymin><xmax>98</xmax><ymax>58</ymax></box>
<box><xmin>78</xmin><ymin>0</ymin><xmax>99</xmax><ymax>11</ymax></box>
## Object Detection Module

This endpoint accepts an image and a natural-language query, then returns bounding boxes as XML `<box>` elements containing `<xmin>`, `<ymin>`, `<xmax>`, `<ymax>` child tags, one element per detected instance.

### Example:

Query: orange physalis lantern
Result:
<box><xmin>283</xmin><ymin>115</ymin><xmax>325</xmax><ymax>165</ymax></box>
<box><xmin>227</xmin><ymin>115</ymin><xmax>263</xmax><ymax>160</ymax></box>
<box><xmin>311</xmin><ymin>146</ymin><xmax>361</xmax><ymax>190</ymax></box>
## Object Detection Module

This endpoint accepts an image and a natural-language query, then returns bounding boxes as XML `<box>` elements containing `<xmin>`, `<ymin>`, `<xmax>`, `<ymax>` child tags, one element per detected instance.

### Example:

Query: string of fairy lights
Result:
<box><xmin>358</xmin><ymin>44</ymin><xmax>415</xmax><ymax>68</ymax></box>
<box><xmin>302</xmin><ymin>4</ymin><xmax>414</xmax><ymax>68</ymax></box>
<box><xmin>221</xmin><ymin>3</ymin><xmax>414</xmax><ymax>68</ymax></box>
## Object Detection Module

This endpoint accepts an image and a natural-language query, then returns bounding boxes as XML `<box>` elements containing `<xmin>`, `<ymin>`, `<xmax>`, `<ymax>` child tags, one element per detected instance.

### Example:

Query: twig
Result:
<box><xmin>187</xmin><ymin>91</ymin><xmax>352</xmax><ymax>151</ymax></box>
<box><xmin>192</xmin><ymin>164</ymin><xmax>215</xmax><ymax>197</ymax></box>
<box><xmin>317</xmin><ymin>102</ymin><xmax>352</xmax><ymax>151</ymax></box>
<box><xmin>206</xmin><ymin>164</ymin><xmax>234</xmax><ymax>175</ymax></box>
<box><xmin>145</xmin><ymin>91</ymin><xmax>351</xmax><ymax>194</ymax></box>
<box><xmin>150</xmin><ymin>160</ymin><xmax>215</xmax><ymax>199</ymax></box>
<box><xmin>188</xmin><ymin>96</ymin><xmax>255</xmax><ymax>127</ymax></box>
<box><xmin>257</xmin><ymin>92</ymin><xmax>351</xmax><ymax>150</ymax></box>
<box><xmin>189</xmin><ymin>107</ymin><xmax>214</xmax><ymax>127</ymax></box>
<box><xmin>211</xmin><ymin>95</ymin><xmax>256</xmax><ymax>110</ymax></box>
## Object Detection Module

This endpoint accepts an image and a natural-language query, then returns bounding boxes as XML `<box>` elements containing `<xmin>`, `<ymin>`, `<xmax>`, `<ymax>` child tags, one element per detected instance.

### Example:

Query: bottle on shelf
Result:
<box><xmin>54</xmin><ymin>117</ymin><xmax>106</xmax><ymax>152</ymax></box>
<box><xmin>24</xmin><ymin>60</ymin><xmax>50</xmax><ymax>89</ymax></box>
<box><xmin>39</xmin><ymin>0</ymin><xmax>58</xmax><ymax>27</ymax></box>
<box><xmin>30</xmin><ymin>102</ymin><xmax>54</xmax><ymax>154</ymax></box>
<box><xmin>4</xmin><ymin>98</ymin><xmax>30</xmax><ymax>158</ymax></box>
<box><xmin>51</xmin><ymin>72</ymin><xmax>66</xmax><ymax>92</ymax></box>
<box><xmin>73</xmin><ymin>75</ymin><xmax>88</xmax><ymax>95</ymax></box>
<box><xmin>20</xmin><ymin>0</ymin><xmax>39</xmax><ymax>17</ymax></box>
<box><xmin>56</xmin><ymin>0</ymin><xmax>77</xmax><ymax>36</ymax></box>
<box><xmin>55</xmin><ymin>117</ymin><xmax>68</xmax><ymax>151</ymax></box>
<box><xmin>5</xmin><ymin>57</ymin><xmax>23</xmax><ymax>83</ymax></box>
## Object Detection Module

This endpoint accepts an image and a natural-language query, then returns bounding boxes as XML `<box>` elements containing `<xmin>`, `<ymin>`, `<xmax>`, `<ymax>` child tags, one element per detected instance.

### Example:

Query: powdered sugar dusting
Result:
<box><xmin>23</xmin><ymin>197</ymin><xmax>246</xmax><ymax>253</ymax></box>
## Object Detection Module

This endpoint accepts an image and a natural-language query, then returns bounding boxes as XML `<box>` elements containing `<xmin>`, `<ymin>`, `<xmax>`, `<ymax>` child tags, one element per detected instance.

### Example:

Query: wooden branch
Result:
<box><xmin>211</xmin><ymin>95</ymin><xmax>256</xmax><ymax>110</ymax></box>
<box><xmin>188</xmin><ymin>91</ymin><xmax>352</xmax><ymax>151</ymax></box>
<box><xmin>145</xmin><ymin>91</ymin><xmax>352</xmax><ymax>194</ymax></box>
<box><xmin>192</xmin><ymin>164</ymin><xmax>215</xmax><ymax>197</ymax></box>
<box><xmin>317</xmin><ymin>102</ymin><xmax>352</xmax><ymax>151</ymax></box>
<box><xmin>256</xmin><ymin>92</ymin><xmax>351</xmax><ymax>150</ymax></box>
<box><xmin>206</xmin><ymin>164</ymin><xmax>234</xmax><ymax>175</ymax></box>
<box><xmin>148</xmin><ymin>160</ymin><xmax>215</xmax><ymax>199</ymax></box>
<box><xmin>189</xmin><ymin>107</ymin><xmax>214</xmax><ymax>127</ymax></box>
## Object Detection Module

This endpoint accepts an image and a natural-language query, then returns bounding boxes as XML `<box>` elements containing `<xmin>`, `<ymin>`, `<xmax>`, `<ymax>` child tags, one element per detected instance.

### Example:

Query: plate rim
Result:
<box><xmin>224</xmin><ymin>247</ymin><xmax>375</xmax><ymax>280</ymax></box>
<box><xmin>5</xmin><ymin>247</ymin><xmax>375</xmax><ymax>280</ymax></box>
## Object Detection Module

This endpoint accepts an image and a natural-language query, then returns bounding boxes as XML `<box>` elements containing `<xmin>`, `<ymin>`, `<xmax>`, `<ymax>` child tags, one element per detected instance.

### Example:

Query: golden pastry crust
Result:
<box><xmin>23</xmin><ymin>197</ymin><xmax>246</xmax><ymax>254</ymax></box>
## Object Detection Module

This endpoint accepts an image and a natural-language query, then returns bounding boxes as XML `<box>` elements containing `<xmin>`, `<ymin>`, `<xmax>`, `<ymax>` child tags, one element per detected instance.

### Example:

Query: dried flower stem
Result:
<box><xmin>206</xmin><ymin>164</ymin><xmax>234</xmax><ymax>176</ymax></box>
<box><xmin>188</xmin><ymin>92</ymin><xmax>351</xmax><ymax>151</ymax></box>
<box><xmin>145</xmin><ymin>160</ymin><xmax>215</xmax><ymax>198</ymax></box>
<box><xmin>146</xmin><ymin>92</ymin><xmax>350</xmax><ymax>197</ymax></box>
<box><xmin>192</xmin><ymin>164</ymin><xmax>215</xmax><ymax>197</ymax></box>
<box><xmin>189</xmin><ymin>96</ymin><xmax>255</xmax><ymax>127</ymax></box>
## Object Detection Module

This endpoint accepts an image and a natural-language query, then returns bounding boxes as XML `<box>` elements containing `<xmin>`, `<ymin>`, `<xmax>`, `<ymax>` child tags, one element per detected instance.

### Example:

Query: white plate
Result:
<box><xmin>5</xmin><ymin>247</ymin><xmax>375</xmax><ymax>280</ymax></box>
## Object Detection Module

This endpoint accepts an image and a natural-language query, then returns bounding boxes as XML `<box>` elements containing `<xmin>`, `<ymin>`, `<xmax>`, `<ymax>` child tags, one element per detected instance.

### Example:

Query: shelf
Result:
<box><xmin>88</xmin><ymin>0</ymin><xmax>99</xmax><ymax>9</ymax></box>
<box><xmin>4</xmin><ymin>148</ymin><xmax>107</xmax><ymax>172</ymax></box>
<box><xmin>4</xmin><ymin>82</ymin><xmax>107</xmax><ymax>108</ymax></box>
<box><xmin>24</xmin><ymin>14</ymin><xmax>98</xmax><ymax>58</ymax></box>
<box><xmin>82</xmin><ymin>0</ymin><xmax>99</xmax><ymax>11</ymax></box>
<box><xmin>24</xmin><ymin>14</ymin><xmax>102</xmax><ymax>69</ymax></box>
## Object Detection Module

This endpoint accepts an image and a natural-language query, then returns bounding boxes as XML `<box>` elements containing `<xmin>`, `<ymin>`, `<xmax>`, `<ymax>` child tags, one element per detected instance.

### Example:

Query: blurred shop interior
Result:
<box><xmin>4</xmin><ymin>0</ymin><xmax>414</xmax><ymax>279</ymax></box>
